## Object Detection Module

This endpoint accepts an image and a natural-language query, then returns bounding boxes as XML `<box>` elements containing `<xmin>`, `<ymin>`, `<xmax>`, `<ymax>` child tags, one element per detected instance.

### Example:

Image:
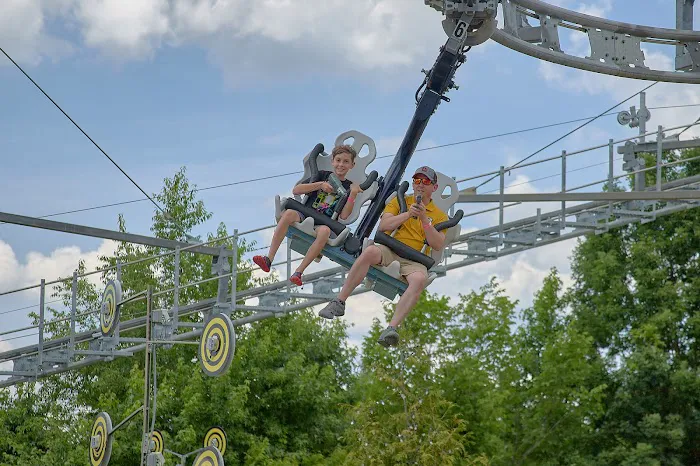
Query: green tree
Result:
<box><xmin>567</xmin><ymin>148</ymin><xmax>700</xmax><ymax>464</ymax></box>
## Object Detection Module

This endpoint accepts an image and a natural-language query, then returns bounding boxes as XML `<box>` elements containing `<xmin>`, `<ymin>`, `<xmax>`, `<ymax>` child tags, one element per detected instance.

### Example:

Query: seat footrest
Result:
<box><xmin>286</xmin><ymin>227</ymin><xmax>407</xmax><ymax>299</ymax></box>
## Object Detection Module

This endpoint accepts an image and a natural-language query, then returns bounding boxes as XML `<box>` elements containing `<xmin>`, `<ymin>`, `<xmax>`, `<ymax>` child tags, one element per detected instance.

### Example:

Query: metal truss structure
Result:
<box><xmin>2</xmin><ymin>92</ymin><xmax>700</xmax><ymax>389</ymax></box>
<box><xmin>489</xmin><ymin>0</ymin><xmax>700</xmax><ymax>83</ymax></box>
<box><xmin>2</xmin><ymin>1</ymin><xmax>700</xmax><ymax>463</ymax></box>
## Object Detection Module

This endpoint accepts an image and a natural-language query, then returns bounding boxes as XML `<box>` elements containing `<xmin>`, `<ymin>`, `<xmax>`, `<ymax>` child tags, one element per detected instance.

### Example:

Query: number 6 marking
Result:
<box><xmin>453</xmin><ymin>20</ymin><xmax>467</xmax><ymax>39</ymax></box>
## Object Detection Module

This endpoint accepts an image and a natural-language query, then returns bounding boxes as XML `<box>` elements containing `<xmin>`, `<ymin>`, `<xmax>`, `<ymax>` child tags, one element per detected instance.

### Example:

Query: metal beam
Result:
<box><xmin>0</xmin><ymin>287</ymin><xmax>372</xmax><ymax>388</ymax></box>
<box><xmin>457</xmin><ymin>175</ymin><xmax>700</xmax><ymax>241</ymax></box>
<box><xmin>621</xmin><ymin>139</ymin><xmax>700</xmax><ymax>154</ymax></box>
<box><xmin>458</xmin><ymin>190</ymin><xmax>700</xmax><ymax>203</ymax></box>
<box><xmin>0</xmin><ymin>211</ymin><xmax>222</xmax><ymax>256</ymax></box>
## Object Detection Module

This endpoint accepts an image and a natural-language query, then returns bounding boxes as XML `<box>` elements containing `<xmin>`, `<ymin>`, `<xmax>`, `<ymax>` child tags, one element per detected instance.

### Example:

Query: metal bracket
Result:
<box><xmin>90</xmin><ymin>335</ymin><xmax>118</xmax><ymax>352</ymax></box>
<box><xmin>42</xmin><ymin>349</ymin><xmax>72</xmax><ymax>365</ymax></box>
<box><xmin>587</xmin><ymin>29</ymin><xmax>647</xmax><ymax>68</ymax></box>
<box><xmin>152</xmin><ymin>309</ymin><xmax>174</xmax><ymax>348</ymax></box>
<box><xmin>259</xmin><ymin>292</ymin><xmax>289</xmax><ymax>309</ymax></box>
<box><xmin>502</xmin><ymin>0</ymin><xmax>532</xmax><ymax>37</ymax></box>
<box><xmin>504</xmin><ymin>230</ymin><xmax>538</xmax><ymax>246</ymax></box>
<box><xmin>539</xmin><ymin>16</ymin><xmax>561</xmax><ymax>52</ymax></box>
<box><xmin>681</xmin><ymin>42</ymin><xmax>700</xmax><ymax>71</ymax></box>
<box><xmin>13</xmin><ymin>357</ymin><xmax>36</xmax><ymax>374</ymax></box>
<box><xmin>676</xmin><ymin>0</ymin><xmax>696</xmax><ymax>70</ymax></box>
<box><xmin>312</xmin><ymin>277</ymin><xmax>345</xmax><ymax>296</ymax></box>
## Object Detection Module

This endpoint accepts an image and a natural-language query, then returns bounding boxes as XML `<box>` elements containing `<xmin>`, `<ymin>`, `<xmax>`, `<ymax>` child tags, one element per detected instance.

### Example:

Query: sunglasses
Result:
<box><xmin>412</xmin><ymin>177</ymin><xmax>433</xmax><ymax>185</ymax></box>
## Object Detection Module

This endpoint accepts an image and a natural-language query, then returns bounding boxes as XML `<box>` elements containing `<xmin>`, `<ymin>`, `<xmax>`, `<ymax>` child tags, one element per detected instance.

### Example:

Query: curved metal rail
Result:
<box><xmin>492</xmin><ymin>0</ymin><xmax>700</xmax><ymax>83</ymax></box>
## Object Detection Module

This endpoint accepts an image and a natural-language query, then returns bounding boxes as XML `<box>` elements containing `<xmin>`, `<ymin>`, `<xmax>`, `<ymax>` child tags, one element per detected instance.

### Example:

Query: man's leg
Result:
<box><xmin>319</xmin><ymin>245</ymin><xmax>382</xmax><ymax>319</ymax></box>
<box><xmin>378</xmin><ymin>269</ymin><xmax>427</xmax><ymax>347</ymax></box>
<box><xmin>337</xmin><ymin>245</ymin><xmax>382</xmax><ymax>302</ymax></box>
<box><xmin>388</xmin><ymin>271</ymin><xmax>427</xmax><ymax>328</ymax></box>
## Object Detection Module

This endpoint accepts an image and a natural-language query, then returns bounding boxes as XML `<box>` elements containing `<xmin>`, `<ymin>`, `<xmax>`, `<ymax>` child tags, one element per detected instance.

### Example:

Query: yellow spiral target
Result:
<box><xmin>89</xmin><ymin>412</ymin><xmax>113</xmax><ymax>466</ymax></box>
<box><xmin>193</xmin><ymin>446</ymin><xmax>224</xmax><ymax>466</ymax></box>
<box><xmin>100</xmin><ymin>280</ymin><xmax>122</xmax><ymax>336</ymax></box>
<box><xmin>204</xmin><ymin>426</ymin><xmax>227</xmax><ymax>455</ymax></box>
<box><xmin>150</xmin><ymin>430</ymin><xmax>164</xmax><ymax>454</ymax></box>
<box><xmin>199</xmin><ymin>314</ymin><xmax>235</xmax><ymax>377</ymax></box>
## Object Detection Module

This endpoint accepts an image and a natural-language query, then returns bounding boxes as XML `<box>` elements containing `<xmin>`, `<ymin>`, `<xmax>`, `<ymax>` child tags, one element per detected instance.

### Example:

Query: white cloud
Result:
<box><xmin>434</xmin><ymin>172</ymin><xmax>578</xmax><ymax>309</ymax></box>
<box><xmin>539</xmin><ymin>50</ymin><xmax>700</xmax><ymax>140</ymax></box>
<box><xmin>432</xmin><ymin>238</ymin><xmax>576</xmax><ymax>309</ymax></box>
<box><xmin>0</xmin><ymin>0</ymin><xmax>73</xmax><ymax>65</ymax></box>
<box><xmin>0</xmin><ymin>239</ymin><xmax>118</xmax><ymax>297</ymax></box>
<box><xmin>574</xmin><ymin>0</ymin><xmax>612</xmax><ymax>18</ymax></box>
<box><xmin>74</xmin><ymin>0</ymin><xmax>170</xmax><ymax>59</ymax></box>
<box><xmin>7</xmin><ymin>0</ymin><xmax>448</xmax><ymax>84</ymax></box>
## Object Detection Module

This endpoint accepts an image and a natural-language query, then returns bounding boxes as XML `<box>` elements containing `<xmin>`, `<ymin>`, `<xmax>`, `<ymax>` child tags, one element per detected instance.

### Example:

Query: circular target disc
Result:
<box><xmin>150</xmin><ymin>430</ymin><xmax>164</xmax><ymax>454</ymax></box>
<box><xmin>199</xmin><ymin>314</ymin><xmax>235</xmax><ymax>377</ymax></box>
<box><xmin>204</xmin><ymin>426</ymin><xmax>227</xmax><ymax>455</ymax></box>
<box><xmin>100</xmin><ymin>280</ymin><xmax>122</xmax><ymax>336</ymax></box>
<box><xmin>193</xmin><ymin>446</ymin><xmax>224</xmax><ymax>466</ymax></box>
<box><xmin>90</xmin><ymin>412</ymin><xmax>113</xmax><ymax>466</ymax></box>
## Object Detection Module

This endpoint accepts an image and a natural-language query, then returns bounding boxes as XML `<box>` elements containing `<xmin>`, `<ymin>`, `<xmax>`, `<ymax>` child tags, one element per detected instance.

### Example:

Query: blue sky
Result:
<box><xmin>2</xmin><ymin>0</ymin><xmax>700</xmax><ymax>352</ymax></box>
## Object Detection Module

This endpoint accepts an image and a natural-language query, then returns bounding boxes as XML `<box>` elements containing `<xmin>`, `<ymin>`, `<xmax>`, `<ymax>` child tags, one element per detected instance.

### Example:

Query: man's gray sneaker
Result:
<box><xmin>378</xmin><ymin>326</ymin><xmax>399</xmax><ymax>347</ymax></box>
<box><xmin>318</xmin><ymin>299</ymin><xmax>345</xmax><ymax>319</ymax></box>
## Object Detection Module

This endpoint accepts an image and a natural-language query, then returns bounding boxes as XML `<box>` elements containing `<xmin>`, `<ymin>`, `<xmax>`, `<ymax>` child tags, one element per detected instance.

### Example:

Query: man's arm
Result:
<box><xmin>418</xmin><ymin>208</ymin><xmax>447</xmax><ymax>251</ymax></box>
<box><xmin>423</xmin><ymin>224</ymin><xmax>446</xmax><ymax>251</ymax></box>
<box><xmin>378</xmin><ymin>211</ymin><xmax>411</xmax><ymax>232</ymax></box>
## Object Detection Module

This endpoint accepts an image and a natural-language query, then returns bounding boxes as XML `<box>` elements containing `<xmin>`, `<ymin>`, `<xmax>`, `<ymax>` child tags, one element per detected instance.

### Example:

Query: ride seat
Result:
<box><xmin>364</xmin><ymin>171</ymin><xmax>463</xmax><ymax>289</ymax></box>
<box><xmin>274</xmin><ymin>130</ymin><xmax>380</xmax><ymax>248</ymax></box>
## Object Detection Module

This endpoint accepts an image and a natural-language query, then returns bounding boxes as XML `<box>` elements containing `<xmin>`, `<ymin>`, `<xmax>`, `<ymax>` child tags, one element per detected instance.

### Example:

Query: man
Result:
<box><xmin>318</xmin><ymin>166</ymin><xmax>449</xmax><ymax>347</ymax></box>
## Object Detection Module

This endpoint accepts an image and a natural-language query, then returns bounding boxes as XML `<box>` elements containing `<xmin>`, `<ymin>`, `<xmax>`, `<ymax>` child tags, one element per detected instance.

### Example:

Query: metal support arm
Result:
<box><xmin>347</xmin><ymin>10</ymin><xmax>490</xmax><ymax>252</ymax></box>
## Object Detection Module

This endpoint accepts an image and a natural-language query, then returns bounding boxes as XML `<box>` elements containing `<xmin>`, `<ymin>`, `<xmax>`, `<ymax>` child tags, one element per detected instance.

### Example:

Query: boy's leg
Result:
<box><xmin>296</xmin><ymin>226</ymin><xmax>331</xmax><ymax>275</ymax></box>
<box><xmin>388</xmin><ymin>269</ymin><xmax>427</xmax><ymax>328</ymax></box>
<box><xmin>268</xmin><ymin>210</ymin><xmax>302</xmax><ymax>261</ymax></box>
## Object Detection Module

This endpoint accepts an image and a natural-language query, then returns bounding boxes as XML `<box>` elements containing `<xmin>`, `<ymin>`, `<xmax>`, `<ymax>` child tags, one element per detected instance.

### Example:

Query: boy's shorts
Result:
<box><xmin>374</xmin><ymin>244</ymin><xmax>428</xmax><ymax>281</ymax></box>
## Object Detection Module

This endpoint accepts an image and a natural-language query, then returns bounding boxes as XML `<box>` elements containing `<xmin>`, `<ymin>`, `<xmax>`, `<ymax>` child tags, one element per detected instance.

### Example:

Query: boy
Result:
<box><xmin>254</xmin><ymin>145</ymin><xmax>362</xmax><ymax>286</ymax></box>
<box><xmin>317</xmin><ymin>166</ymin><xmax>448</xmax><ymax>347</ymax></box>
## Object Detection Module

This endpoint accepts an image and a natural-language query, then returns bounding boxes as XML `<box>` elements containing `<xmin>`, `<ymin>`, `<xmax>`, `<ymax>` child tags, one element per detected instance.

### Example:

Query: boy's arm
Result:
<box><xmin>339</xmin><ymin>184</ymin><xmax>362</xmax><ymax>220</ymax></box>
<box><xmin>293</xmin><ymin>181</ymin><xmax>324</xmax><ymax>196</ymax></box>
<box><xmin>293</xmin><ymin>171</ymin><xmax>333</xmax><ymax>196</ymax></box>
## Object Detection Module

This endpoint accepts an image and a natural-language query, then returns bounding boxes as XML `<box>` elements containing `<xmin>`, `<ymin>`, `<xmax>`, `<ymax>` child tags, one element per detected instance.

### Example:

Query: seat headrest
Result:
<box><xmin>297</xmin><ymin>130</ymin><xmax>377</xmax><ymax>186</ymax></box>
<box><xmin>384</xmin><ymin>170</ymin><xmax>459</xmax><ymax>213</ymax></box>
<box><xmin>429</xmin><ymin>172</ymin><xmax>459</xmax><ymax>213</ymax></box>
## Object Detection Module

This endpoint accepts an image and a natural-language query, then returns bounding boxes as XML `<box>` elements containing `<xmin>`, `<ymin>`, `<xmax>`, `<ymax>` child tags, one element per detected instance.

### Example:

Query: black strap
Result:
<box><xmin>282</xmin><ymin>198</ymin><xmax>347</xmax><ymax>236</ymax></box>
<box><xmin>374</xmin><ymin>231</ymin><xmax>435</xmax><ymax>269</ymax></box>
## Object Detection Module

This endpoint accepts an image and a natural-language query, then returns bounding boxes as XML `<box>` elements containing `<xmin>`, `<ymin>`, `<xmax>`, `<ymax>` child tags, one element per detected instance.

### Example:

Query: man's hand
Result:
<box><xmin>350</xmin><ymin>183</ymin><xmax>363</xmax><ymax>195</ymax></box>
<box><xmin>409</xmin><ymin>202</ymin><xmax>426</xmax><ymax>220</ymax></box>
<box><xmin>320</xmin><ymin>182</ymin><xmax>334</xmax><ymax>193</ymax></box>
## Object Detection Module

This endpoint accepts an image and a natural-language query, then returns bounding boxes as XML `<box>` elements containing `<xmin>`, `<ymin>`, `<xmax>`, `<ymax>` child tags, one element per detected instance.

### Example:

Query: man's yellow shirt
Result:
<box><xmin>382</xmin><ymin>194</ymin><xmax>449</xmax><ymax>254</ymax></box>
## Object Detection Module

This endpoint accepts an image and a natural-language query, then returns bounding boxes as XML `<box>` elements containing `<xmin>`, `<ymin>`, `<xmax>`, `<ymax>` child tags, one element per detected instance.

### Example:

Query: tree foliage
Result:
<box><xmin>2</xmin><ymin>148</ymin><xmax>700</xmax><ymax>464</ymax></box>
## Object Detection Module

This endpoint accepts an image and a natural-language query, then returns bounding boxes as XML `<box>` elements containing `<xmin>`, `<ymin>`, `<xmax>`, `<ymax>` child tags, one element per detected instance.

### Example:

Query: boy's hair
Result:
<box><xmin>331</xmin><ymin>144</ymin><xmax>357</xmax><ymax>162</ymax></box>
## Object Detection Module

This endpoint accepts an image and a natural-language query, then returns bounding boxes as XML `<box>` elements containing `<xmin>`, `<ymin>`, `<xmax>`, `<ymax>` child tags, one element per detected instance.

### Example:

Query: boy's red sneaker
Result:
<box><xmin>290</xmin><ymin>271</ymin><xmax>303</xmax><ymax>286</ymax></box>
<box><xmin>253</xmin><ymin>255</ymin><xmax>271</xmax><ymax>273</ymax></box>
